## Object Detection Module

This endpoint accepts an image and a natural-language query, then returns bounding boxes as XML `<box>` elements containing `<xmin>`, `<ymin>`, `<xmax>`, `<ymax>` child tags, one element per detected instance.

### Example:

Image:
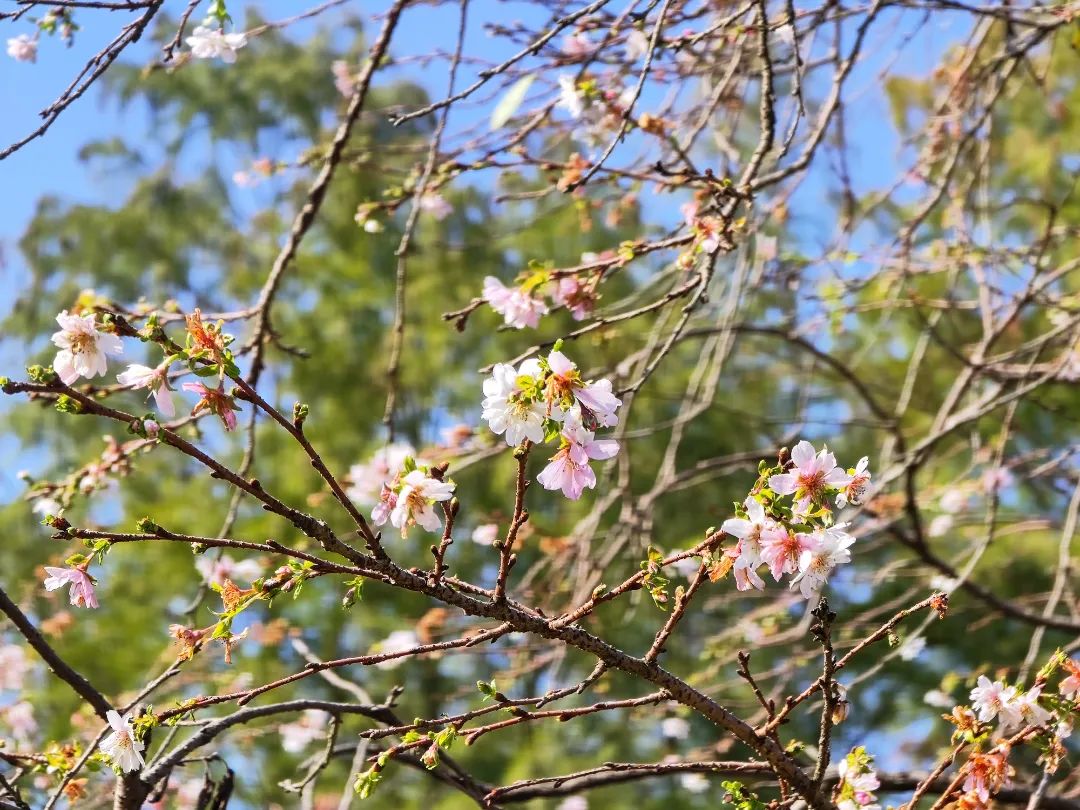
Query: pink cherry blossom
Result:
<box><xmin>790</xmin><ymin>526</ymin><xmax>855</xmax><ymax>598</ymax></box>
<box><xmin>537</xmin><ymin>409</ymin><xmax>618</xmax><ymax>499</ymax></box>
<box><xmin>0</xmin><ymin>644</ymin><xmax>29</xmax><ymax>691</ymax></box>
<box><xmin>388</xmin><ymin>470</ymin><xmax>455</xmax><ymax>536</ymax></box>
<box><xmin>1060</xmin><ymin>658</ymin><xmax>1080</xmax><ymax>700</ymax></box>
<box><xmin>418</xmin><ymin>192</ymin><xmax>453</xmax><ymax>221</ymax></box>
<box><xmin>483</xmin><ymin>277</ymin><xmax>549</xmax><ymax>329</ymax></box>
<box><xmin>482</xmin><ymin>359</ymin><xmax>547</xmax><ymax>445</ymax></box>
<box><xmin>551</xmin><ymin>274</ymin><xmax>597</xmax><ymax>320</ymax></box>
<box><xmin>43</xmin><ymin>565</ymin><xmax>99</xmax><ymax>609</ymax></box>
<box><xmin>546</xmin><ymin>350</ymin><xmax>621</xmax><ymax>427</ymax></box>
<box><xmin>332</xmin><ymin>59</ymin><xmax>354</xmax><ymax>96</ymax></box>
<box><xmin>721</xmin><ymin>498</ymin><xmax>784</xmax><ymax>591</ymax></box>
<box><xmin>182</xmin><ymin>382</ymin><xmax>240</xmax><ymax>431</ymax></box>
<box><xmin>758</xmin><ymin>527</ymin><xmax>815</xmax><ymax>582</ymax></box>
<box><xmin>768</xmin><ymin>440</ymin><xmax>852</xmax><ymax>513</ymax></box>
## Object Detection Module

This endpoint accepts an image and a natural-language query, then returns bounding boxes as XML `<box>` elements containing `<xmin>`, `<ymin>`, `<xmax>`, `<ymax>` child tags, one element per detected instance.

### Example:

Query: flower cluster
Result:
<box><xmin>719</xmin><ymin>441</ymin><xmax>869</xmax><ymax>599</ymax></box>
<box><xmin>969</xmin><ymin>675</ymin><xmax>1052</xmax><ymax>734</ymax></box>
<box><xmin>484</xmin><ymin>262</ymin><xmax>600</xmax><ymax>329</ymax></box>
<box><xmin>48</xmin><ymin>306</ymin><xmax>243</xmax><ymax>431</ymax></box>
<box><xmin>556</xmin><ymin>74</ymin><xmax>635</xmax><ymax>149</ymax></box>
<box><xmin>835</xmin><ymin>747</ymin><xmax>880</xmax><ymax>810</ymax></box>
<box><xmin>481</xmin><ymin>346</ymin><xmax>621</xmax><ymax>500</ymax></box>
<box><xmin>370</xmin><ymin>457</ymin><xmax>456</xmax><ymax>537</ymax></box>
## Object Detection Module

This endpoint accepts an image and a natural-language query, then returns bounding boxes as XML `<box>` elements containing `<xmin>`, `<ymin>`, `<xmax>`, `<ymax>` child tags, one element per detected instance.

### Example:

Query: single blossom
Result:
<box><xmin>117</xmin><ymin>363</ymin><xmax>175</xmax><ymax>417</ymax></box>
<box><xmin>1001</xmin><ymin>686</ymin><xmax>1051</xmax><ymax>733</ymax></box>
<box><xmin>790</xmin><ymin>526</ymin><xmax>855</xmax><ymax>598</ymax></box>
<box><xmin>418</xmin><ymin>192</ymin><xmax>453</xmax><ymax>221</ymax></box>
<box><xmin>388</xmin><ymin>470</ymin><xmax>455</xmax><ymax>536</ymax></box>
<box><xmin>0</xmin><ymin>644</ymin><xmax>29</xmax><ymax>691</ymax></box>
<box><xmin>347</xmin><ymin>442</ymin><xmax>419</xmax><ymax>507</ymax></box>
<box><xmin>331</xmin><ymin>59</ymin><xmax>354</xmax><ymax>96</ymax></box>
<box><xmin>182</xmin><ymin>382</ymin><xmax>240</xmax><ymax>431</ymax></box>
<box><xmin>557</xmin><ymin>73</ymin><xmax>585</xmax><ymax>119</ymax></box>
<box><xmin>768</xmin><ymin>440</ymin><xmax>852</xmax><ymax>514</ymax></box>
<box><xmin>279</xmin><ymin>709</ymin><xmax>327</xmax><ymax>753</ymax></box>
<box><xmin>546</xmin><ymin>350</ymin><xmax>621</xmax><ymax>427</ymax></box>
<box><xmin>561</xmin><ymin>32</ymin><xmax>595</xmax><ymax>58</ymax></box>
<box><xmin>898</xmin><ymin>635</ymin><xmax>927</xmax><ymax>661</ymax></box>
<box><xmin>43</xmin><ymin>565</ymin><xmax>98</xmax><ymax>609</ymax></box>
<box><xmin>551</xmin><ymin>274</ymin><xmax>597</xmax><ymax>320</ymax></box>
<box><xmin>836</xmin><ymin>456</ymin><xmax>872</xmax><ymax>507</ymax></box>
<box><xmin>483</xmin><ymin>276</ymin><xmax>549</xmax><ymax>329</ymax></box>
<box><xmin>1060</xmin><ymin>658</ymin><xmax>1080</xmax><ymax>700</ymax></box>
<box><xmin>195</xmin><ymin>553</ymin><xmax>262</xmax><ymax>588</ymax></box>
<box><xmin>969</xmin><ymin>676</ymin><xmax>1020</xmax><ymax>727</ymax></box>
<box><xmin>758</xmin><ymin>527</ymin><xmax>814</xmax><ymax>582</ymax></box>
<box><xmin>536</xmin><ymin>410</ymin><xmax>618</xmax><ymax>499</ymax></box>
<box><xmin>51</xmin><ymin>310</ymin><xmax>124</xmax><ymax>385</ymax></box>
<box><xmin>624</xmin><ymin>28</ymin><xmax>650</xmax><ymax>61</ymax></box>
<box><xmin>472</xmin><ymin>523</ymin><xmax>499</xmax><ymax>545</ymax></box>
<box><xmin>721</xmin><ymin>498</ymin><xmax>785</xmax><ymax>592</ymax></box>
<box><xmin>481</xmin><ymin>359</ymin><xmax>547</xmax><ymax>445</ymax></box>
<box><xmin>659</xmin><ymin>716</ymin><xmax>690</xmax><ymax>739</ymax></box>
<box><xmin>6</xmin><ymin>34</ymin><xmax>37</xmax><ymax>63</ymax></box>
<box><xmin>32</xmin><ymin>496</ymin><xmax>62</xmax><ymax>518</ymax></box>
<box><xmin>100</xmin><ymin>711</ymin><xmax>145</xmax><ymax>773</ymax></box>
<box><xmin>928</xmin><ymin>514</ymin><xmax>953</xmax><ymax>538</ymax></box>
<box><xmin>962</xmin><ymin>748</ymin><xmax>1011</xmax><ymax>803</ymax></box>
<box><xmin>2</xmin><ymin>701</ymin><xmax>37</xmax><ymax>743</ymax></box>
<box><xmin>186</xmin><ymin>23</ymin><xmax>247</xmax><ymax>62</ymax></box>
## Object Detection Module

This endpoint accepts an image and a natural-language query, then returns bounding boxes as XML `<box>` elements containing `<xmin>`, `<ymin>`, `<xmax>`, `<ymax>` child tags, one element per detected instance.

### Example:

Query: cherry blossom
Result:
<box><xmin>386</xmin><ymin>470</ymin><xmax>455</xmax><ymax>536</ymax></box>
<box><xmin>186</xmin><ymin>23</ymin><xmax>247</xmax><ymax>63</ymax></box>
<box><xmin>117</xmin><ymin>363</ymin><xmax>175</xmax><ymax>417</ymax></box>
<box><xmin>1000</xmin><ymin>686</ymin><xmax>1051</xmax><ymax>733</ymax></box>
<box><xmin>32</xmin><ymin>496</ymin><xmax>62</xmax><ymax>518</ymax></box>
<box><xmin>659</xmin><ymin>716</ymin><xmax>690</xmax><ymax>739</ymax></box>
<box><xmin>332</xmin><ymin>59</ymin><xmax>354</xmax><ymax>96</ymax></box>
<box><xmin>347</xmin><ymin>442</ymin><xmax>420</xmax><ymax>507</ymax></box>
<box><xmin>51</xmin><ymin>310</ymin><xmax>124</xmax><ymax>385</ymax></box>
<box><xmin>721</xmin><ymin>498</ymin><xmax>785</xmax><ymax>592</ymax></box>
<box><xmin>557</xmin><ymin>796</ymin><xmax>588</xmax><ymax>810</ymax></box>
<box><xmin>898</xmin><ymin>635</ymin><xmax>927</xmax><ymax>661</ymax></box>
<box><xmin>768</xmin><ymin>440</ymin><xmax>852</xmax><ymax>514</ymax></box>
<box><xmin>758</xmin><ymin>528</ymin><xmax>814</xmax><ymax>582</ymax></box>
<box><xmin>481</xmin><ymin>359</ymin><xmax>547</xmax><ymax>445</ymax></box>
<box><xmin>790</xmin><ymin>526</ymin><xmax>855</xmax><ymax>599</ymax></box>
<box><xmin>836</xmin><ymin>757</ymin><xmax>881</xmax><ymax>810</ymax></box>
<box><xmin>969</xmin><ymin>676</ymin><xmax>1020</xmax><ymax>727</ymax></box>
<box><xmin>939</xmin><ymin>488</ymin><xmax>970</xmax><ymax>513</ymax></box>
<box><xmin>6</xmin><ymin>34</ymin><xmax>37</xmax><ymax>63</ymax></box>
<box><xmin>557</xmin><ymin>74</ymin><xmax>585</xmax><ymax>119</ymax></box>
<box><xmin>981</xmin><ymin>467</ymin><xmax>1014</xmax><ymax>494</ymax></box>
<box><xmin>551</xmin><ymin>273</ymin><xmax>597</xmax><ymax>320</ymax></box>
<box><xmin>418</xmin><ymin>192</ymin><xmax>453</xmax><ymax>221</ymax></box>
<box><xmin>545</xmin><ymin>350</ymin><xmax>621</xmax><ymax>427</ymax></box>
<box><xmin>836</xmin><ymin>456</ymin><xmax>872</xmax><ymax>507</ymax></box>
<box><xmin>100</xmin><ymin>710</ymin><xmax>145</xmax><ymax>773</ymax></box>
<box><xmin>374</xmin><ymin>629</ymin><xmax>419</xmax><ymax>669</ymax></box>
<box><xmin>43</xmin><ymin>565</ymin><xmax>99</xmax><ymax>609</ymax></box>
<box><xmin>561</xmin><ymin>32</ymin><xmax>595</xmax><ymax>59</ymax></box>
<box><xmin>537</xmin><ymin>408</ymin><xmax>618</xmax><ymax>499</ymax></box>
<box><xmin>2</xmin><ymin>701</ymin><xmax>37</xmax><ymax>743</ymax></box>
<box><xmin>678</xmin><ymin>773</ymin><xmax>709</xmax><ymax>794</ymax></box>
<box><xmin>962</xmin><ymin>748</ymin><xmax>1011</xmax><ymax>803</ymax></box>
<box><xmin>624</xmin><ymin>29</ymin><xmax>650</xmax><ymax>61</ymax></box>
<box><xmin>472</xmin><ymin>523</ymin><xmax>499</xmax><ymax>545</ymax></box>
<box><xmin>1060</xmin><ymin>657</ymin><xmax>1080</xmax><ymax>700</ymax></box>
<box><xmin>182</xmin><ymin>382</ymin><xmax>240</xmax><ymax>431</ymax></box>
<box><xmin>928</xmin><ymin>514</ymin><xmax>953</xmax><ymax>538</ymax></box>
<box><xmin>483</xmin><ymin>276</ymin><xmax>549</xmax><ymax>329</ymax></box>
<box><xmin>279</xmin><ymin>709</ymin><xmax>328</xmax><ymax>753</ymax></box>
<box><xmin>0</xmin><ymin>644</ymin><xmax>29</xmax><ymax>690</ymax></box>
<box><xmin>195</xmin><ymin>553</ymin><xmax>262</xmax><ymax>588</ymax></box>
